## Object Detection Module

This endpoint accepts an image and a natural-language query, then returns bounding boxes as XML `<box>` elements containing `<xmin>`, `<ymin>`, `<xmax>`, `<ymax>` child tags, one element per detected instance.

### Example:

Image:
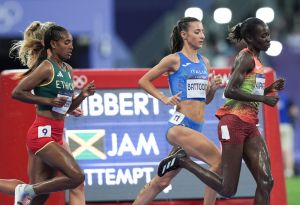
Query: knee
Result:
<box><xmin>167</xmin><ymin>129</ymin><xmax>177</xmax><ymax>143</ymax></box>
<box><xmin>220</xmin><ymin>187</ymin><xmax>237</xmax><ymax>198</ymax></box>
<box><xmin>70</xmin><ymin>170</ymin><xmax>85</xmax><ymax>188</ymax></box>
<box><xmin>70</xmin><ymin>182</ymin><xmax>85</xmax><ymax>194</ymax></box>
<box><xmin>151</xmin><ymin>176</ymin><xmax>172</xmax><ymax>190</ymax></box>
<box><xmin>167</xmin><ymin>127</ymin><xmax>185</xmax><ymax>144</ymax></box>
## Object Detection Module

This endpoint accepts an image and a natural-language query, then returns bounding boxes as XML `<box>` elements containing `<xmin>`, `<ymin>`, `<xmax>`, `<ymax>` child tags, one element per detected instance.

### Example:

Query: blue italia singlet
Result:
<box><xmin>168</xmin><ymin>52</ymin><xmax>208</xmax><ymax>101</ymax></box>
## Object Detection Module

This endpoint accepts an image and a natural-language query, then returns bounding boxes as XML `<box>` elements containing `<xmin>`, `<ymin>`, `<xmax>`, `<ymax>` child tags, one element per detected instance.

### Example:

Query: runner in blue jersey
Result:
<box><xmin>133</xmin><ymin>17</ymin><xmax>222</xmax><ymax>205</ymax></box>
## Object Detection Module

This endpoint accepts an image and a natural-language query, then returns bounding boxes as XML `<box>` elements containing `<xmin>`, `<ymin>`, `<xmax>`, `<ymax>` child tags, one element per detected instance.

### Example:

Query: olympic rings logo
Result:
<box><xmin>0</xmin><ymin>1</ymin><xmax>23</xmax><ymax>33</ymax></box>
<box><xmin>73</xmin><ymin>75</ymin><xmax>88</xmax><ymax>89</ymax></box>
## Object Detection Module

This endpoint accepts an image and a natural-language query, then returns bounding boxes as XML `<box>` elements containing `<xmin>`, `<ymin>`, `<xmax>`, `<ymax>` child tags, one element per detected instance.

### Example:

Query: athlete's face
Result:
<box><xmin>182</xmin><ymin>21</ymin><xmax>205</xmax><ymax>49</ymax></box>
<box><xmin>52</xmin><ymin>31</ymin><xmax>73</xmax><ymax>60</ymax></box>
<box><xmin>251</xmin><ymin>24</ymin><xmax>271</xmax><ymax>51</ymax></box>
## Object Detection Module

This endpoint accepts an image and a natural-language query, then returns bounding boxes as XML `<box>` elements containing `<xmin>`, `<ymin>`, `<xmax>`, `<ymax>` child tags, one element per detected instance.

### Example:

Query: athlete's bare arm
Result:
<box><xmin>12</xmin><ymin>61</ymin><xmax>67</xmax><ymax>107</ymax></box>
<box><xmin>138</xmin><ymin>53</ymin><xmax>181</xmax><ymax>106</ymax></box>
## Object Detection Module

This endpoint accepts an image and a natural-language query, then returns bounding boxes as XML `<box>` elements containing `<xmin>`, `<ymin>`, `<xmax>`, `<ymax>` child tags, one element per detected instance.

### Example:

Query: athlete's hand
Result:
<box><xmin>161</xmin><ymin>92</ymin><xmax>181</xmax><ymax>106</ymax></box>
<box><xmin>51</xmin><ymin>96</ymin><xmax>68</xmax><ymax>107</ymax></box>
<box><xmin>263</xmin><ymin>95</ymin><xmax>279</xmax><ymax>107</ymax></box>
<box><xmin>69</xmin><ymin>107</ymin><xmax>84</xmax><ymax>117</ymax></box>
<box><xmin>81</xmin><ymin>81</ymin><xmax>96</xmax><ymax>97</ymax></box>
<box><xmin>210</xmin><ymin>71</ymin><xmax>222</xmax><ymax>89</ymax></box>
<box><xmin>269</xmin><ymin>78</ymin><xmax>285</xmax><ymax>92</ymax></box>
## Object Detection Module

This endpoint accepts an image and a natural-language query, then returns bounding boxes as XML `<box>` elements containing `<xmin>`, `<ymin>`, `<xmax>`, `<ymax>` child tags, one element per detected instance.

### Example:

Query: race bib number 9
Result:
<box><xmin>186</xmin><ymin>79</ymin><xmax>208</xmax><ymax>98</ymax></box>
<box><xmin>38</xmin><ymin>125</ymin><xmax>51</xmax><ymax>138</ymax></box>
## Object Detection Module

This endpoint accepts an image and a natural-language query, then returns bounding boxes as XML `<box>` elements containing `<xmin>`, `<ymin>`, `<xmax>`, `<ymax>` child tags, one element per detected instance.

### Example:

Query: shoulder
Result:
<box><xmin>158</xmin><ymin>53</ymin><xmax>180</xmax><ymax>71</ymax></box>
<box><xmin>200</xmin><ymin>55</ymin><xmax>210</xmax><ymax>65</ymax></box>
<box><xmin>233</xmin><ymin>50</ymin><xmax>255</xmax><ymax>73</ymax></box>
<box><xmin>161</xmin><ymin>53</ymin><xmax>180</xmax><ymax>64</ymax></box>
<box><xmin>200</xmin><ymin>55</ymin><xmax>211</xmax><ymax>70</ymax></box>
<box><xmin>237</xmin><ymin>50</ymin><xmax>254</xmax><ymax>64</ymax></box>
<box><xmin>25</xmin><ymin>60</ymin><xmax>53</xmax><ymax>80</ymax></box>
<box><xmin>37</xmin><ymin>60</ymin><xmax>54</xmax><ymax>73</ymax></box>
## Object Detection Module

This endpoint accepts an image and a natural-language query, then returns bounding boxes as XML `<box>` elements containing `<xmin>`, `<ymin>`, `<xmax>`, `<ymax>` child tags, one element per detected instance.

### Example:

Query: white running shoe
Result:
<box><xmin>14</xmin><ymin>184</ymin><xmax>28</xmax><ymax>205</ymax></box>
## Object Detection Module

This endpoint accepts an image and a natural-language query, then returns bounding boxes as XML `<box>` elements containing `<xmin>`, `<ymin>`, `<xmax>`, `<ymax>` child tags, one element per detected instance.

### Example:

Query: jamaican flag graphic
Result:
<box><xmin>65</xmin><ymin>129</ymin><xmax>107</xmax><ymax>160</ymax></box>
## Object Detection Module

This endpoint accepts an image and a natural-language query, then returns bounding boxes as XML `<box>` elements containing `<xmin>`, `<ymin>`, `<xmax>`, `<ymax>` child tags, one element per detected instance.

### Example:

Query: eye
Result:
<box><xmin>64</xmin><ymin>40</ymin><xmax>71</xmax><ymax>45</ymax></box>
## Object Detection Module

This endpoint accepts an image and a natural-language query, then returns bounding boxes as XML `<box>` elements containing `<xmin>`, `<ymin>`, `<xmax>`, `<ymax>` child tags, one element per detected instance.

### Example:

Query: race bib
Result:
<box><xmin>186</xmin><ymin>78</ymin><xmax>208</xmax><ymax>98</ymax></box>
<box><xmin>221</xmin><ymin>125</ymin><xmax>230</xmax><ymax>140</ymax></box>
<box><xmin>253</xmin><ymin>74</ymin><xmax>265</xmax><ymax>96</ymax></box>
<box><xmin>52</xmin><ymin>91</ymin><xmax>73</xmax><ymax>114</ymax></box>
<box><xmin>38</xmin><ymin>125</ymin><xmax>51</xmax><ymax>138</ymax></box>
<box><xmin>169</xmin><ymin>112</ymin><xmax>185</xmax><ymax>125</ymax></box>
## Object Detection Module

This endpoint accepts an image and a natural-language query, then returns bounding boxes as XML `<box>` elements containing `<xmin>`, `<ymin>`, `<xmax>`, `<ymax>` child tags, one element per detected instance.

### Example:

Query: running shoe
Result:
<box><xmin>157</xmin><ymin>148</ymin><xmax>187</xmax><ymax>177</ymax></box>
<box><xmin>14</xmin><ymin>184</ymin><xmax>28</xmax><ymax>205</ymax></box>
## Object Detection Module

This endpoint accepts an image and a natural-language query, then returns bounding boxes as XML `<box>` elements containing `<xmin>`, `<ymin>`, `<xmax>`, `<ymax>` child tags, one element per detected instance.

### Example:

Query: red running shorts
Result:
<box><xmin>217</xmin><ymin>114</ymin><xmax>261</xmax><ymax>144</ymax></box>
<box><xmin>26</xmin><ymin>115</ymin><xmax>64</xmax><ymax>154</ymax></box>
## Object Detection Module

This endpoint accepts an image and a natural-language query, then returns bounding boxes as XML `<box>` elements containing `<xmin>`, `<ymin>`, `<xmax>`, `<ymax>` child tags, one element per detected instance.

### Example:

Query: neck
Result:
<box><xmin>181</xmin><ymin>47</ymin><xmax>199</xmax><ymax>62</ymax></box>
<box><xmin>49</xmin><ymin>56</ymin><xmax>64</xmax><ymax>68</ymax></box>
<box><xmin>247</xmin><ymin>46</ymin><xmax>260</xmax><ymax>57</ymax></box>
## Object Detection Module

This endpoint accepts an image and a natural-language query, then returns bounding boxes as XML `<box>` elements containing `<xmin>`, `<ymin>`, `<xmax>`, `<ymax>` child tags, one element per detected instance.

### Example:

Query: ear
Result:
<box><xmin>50</xmin><ymin>40</ymin><xmax>56</xmax><ymax>49</ymax></box>
<box><xmin>180</xmin><ymin>30</ymin><xmax>187</xmax><ymax>40</ymax></box>
<box><xmin>245</xmin><ymin>34</ymin><xmax>253</xmax><ymax>44</ymax></box>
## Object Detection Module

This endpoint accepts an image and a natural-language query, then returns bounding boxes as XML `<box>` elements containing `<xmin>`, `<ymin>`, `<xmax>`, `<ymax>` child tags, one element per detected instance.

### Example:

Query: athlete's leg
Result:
<box><xmin>61</xmin><ymin>141</ymin><xmax>85</xmax><ymax>205</ymax></box>
<box><xmin>243</xmin><ymin>136</ymin><xmax>273</xmax><ymax>205</ymax></box>
<box><xmin>203</xmin><ymin>165</ymin><xmax>219</xmax><ymax>205</ymax></box>
<box><xmin>177</xmin><ymin>143</ymin><xmax>243</xmax><ymax>197</ymax></box>
<box><xmin>163</xmin><ymin>116</ymin><xmax>248</xmax><ymax>197</ymax></box>
<box><xmin>133</xmin><ymin>170</ymin><xmax>180</xmax><ymax>205</ymax></box>
<box><xmin>15</xmin><ymin>142</ymin><xmax>85</xmax><ymax>205</ymax></box>
<box><xmin>167</xmin><ymin>126</ymin><xmax>227</xmax><ymax>202</ymax></box>
<box><xmin>32</xmin><ymin>142</ymin><xmax>85</xmax><ymax>194</ymax></box>
<box><xmin>0</xmin><ymin>179</ymin><xmax>24</xmax><ymax>195</ymax></box>
<box><xmin>27</xmin><ymin>150</ymin><xmax>56</xmax><ymax>205</ymax></box>
<box><xmin>132</xmin><ymin>147</ymin><xmax>181</xmax><ymax>205</ymax></box>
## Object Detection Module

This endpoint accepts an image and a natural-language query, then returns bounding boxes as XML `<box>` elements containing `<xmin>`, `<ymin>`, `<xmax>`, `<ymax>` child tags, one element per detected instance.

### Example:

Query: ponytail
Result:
<box><xmin>9</xmin><ymin>21</ymin><xmax>56</xmax><ymax>79</ymax></box>
<box><xmin>170</xmin><ymin>25</ymin><xmax>183</xmax><ymax>53</ymax></box>
<box><xmin>227</xmin><ymin>23</ymin><xmax>243</xmax><ymax>43</ymax></box>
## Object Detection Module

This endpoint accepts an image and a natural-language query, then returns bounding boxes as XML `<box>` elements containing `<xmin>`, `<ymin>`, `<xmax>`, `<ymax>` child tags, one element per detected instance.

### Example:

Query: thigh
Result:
<box><xmin>36</xmin><ymin>142</ymin><xmax>82</xmax><ymax>177</ymax></box>
<box><xmin>220</xmin><ymin>143</ymin><xmax>244</xmax><ymax>190</ymax></box>
<box><xmin>27</xmin><ymin>149</ymin><xmax>56</xmax><ymax>183</ymax></box>
<box><xmin>167</xmin><ymin>126</ymin><xmax>221</xmax><ymax>167</ymax></box>
<box><xmin>62</xmin><ymin>140</ymin><xmax>72</xmax><ymax>153</ymax></box>
<box><xmin>243</xmin><ymin>136</ymin><xmax>272</xmax><ymax>183</ymax></box>
<box><xmin>27</xmin><ymin>150</ymin><xmax>55</xmax><ymax>205</ymax></box>
<box><xmin>217</xmin><ymin>116</ymin><xmax>245</xmax><ymax>189</ymax></box>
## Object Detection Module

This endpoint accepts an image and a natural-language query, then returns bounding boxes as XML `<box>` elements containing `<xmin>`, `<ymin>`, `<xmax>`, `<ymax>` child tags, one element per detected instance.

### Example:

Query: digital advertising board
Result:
<box><xmin>0</xmin><ymin>68</ymin><xmax>286</xmax><ymax>205</ymax></box>
<box><xmin>64</xmin><ymin>69</ymin><xmax>257</xmax><ymax>202</ymax></box>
